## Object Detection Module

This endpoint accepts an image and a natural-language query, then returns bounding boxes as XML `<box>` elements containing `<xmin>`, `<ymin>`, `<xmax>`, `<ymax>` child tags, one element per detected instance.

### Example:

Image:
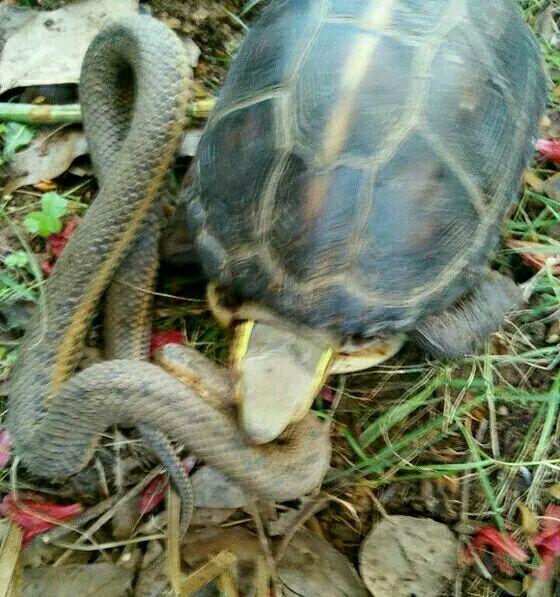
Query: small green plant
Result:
<box><xmin>3</xmin><ymin>251</ymin><xmax>30</xmax><ymax>270</ymax></box>
<box><xmin>23</xmin><ymin>192</ymin><xmax>68</xmax><ymax>237</ymax></box>
<box><xmin>0</xmin><ymin>122</ymin><xmax>35</xmax><ymax>165</ymax></box>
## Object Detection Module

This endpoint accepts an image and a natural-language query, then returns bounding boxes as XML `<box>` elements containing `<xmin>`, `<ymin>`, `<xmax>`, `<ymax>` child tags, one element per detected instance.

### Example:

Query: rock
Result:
<box><xmin>359</xmin><ymin>515</ymin><xmax>458</xmax><ymax>597</ymax></box>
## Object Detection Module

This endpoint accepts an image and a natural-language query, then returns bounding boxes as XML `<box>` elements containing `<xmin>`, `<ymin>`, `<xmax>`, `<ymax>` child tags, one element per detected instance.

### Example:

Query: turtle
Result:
<box><xmin>163</xmin><ymin>0</ymin><xmax>548</xmax><ymax>444</ymax></box>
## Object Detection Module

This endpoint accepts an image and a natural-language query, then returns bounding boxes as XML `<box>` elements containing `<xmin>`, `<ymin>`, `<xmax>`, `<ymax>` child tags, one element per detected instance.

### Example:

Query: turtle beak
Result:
<box><xmin>330</xmin><ymin>334</ymin><xmax>406</xmax><ymax>374</ymax></box>
<box><xmin>232</xmin><ymin>320</ymin><xmax>333</xmax><ymax>445</ymax></box>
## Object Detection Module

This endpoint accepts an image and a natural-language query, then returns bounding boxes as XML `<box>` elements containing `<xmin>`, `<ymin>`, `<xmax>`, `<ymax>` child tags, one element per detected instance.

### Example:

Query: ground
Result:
<box><xmin>0</xmin><ymin>0</ymin><xmax>559</xmax><ymax>595</ymax></box>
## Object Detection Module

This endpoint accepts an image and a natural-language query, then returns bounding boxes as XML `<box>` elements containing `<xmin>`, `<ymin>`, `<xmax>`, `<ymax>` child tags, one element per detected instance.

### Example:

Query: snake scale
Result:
<box><xmin>7</xmin><ymin>16</ymin><xmax>330</xmax><ymax>503</ymax></box>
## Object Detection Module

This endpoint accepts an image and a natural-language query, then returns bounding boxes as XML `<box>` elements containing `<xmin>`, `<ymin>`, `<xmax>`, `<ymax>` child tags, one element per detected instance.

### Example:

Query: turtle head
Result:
<box><xmin>207</xmin><ymin>284</ymin><xmax>404</xmax><ymax>444</ymax></box>
<box><xmin>231</xmin><ymin>319</ymin><xmax>405</xmax><ymax>445</ymax></box>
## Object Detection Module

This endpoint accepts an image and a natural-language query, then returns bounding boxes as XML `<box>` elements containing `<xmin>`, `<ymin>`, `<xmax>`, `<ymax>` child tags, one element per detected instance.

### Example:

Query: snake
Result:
<box><xmin>7</xmin><ymin>16</ymin><xmax>331</xmax><ymax>506</ymax></box>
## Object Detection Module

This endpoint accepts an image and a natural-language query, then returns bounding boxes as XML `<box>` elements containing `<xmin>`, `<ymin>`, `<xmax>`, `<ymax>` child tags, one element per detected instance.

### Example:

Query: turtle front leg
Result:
<box><xmin>409</xmin><ymin>271</ymin><xmax>524</xmax><ymax>357</ymax></box>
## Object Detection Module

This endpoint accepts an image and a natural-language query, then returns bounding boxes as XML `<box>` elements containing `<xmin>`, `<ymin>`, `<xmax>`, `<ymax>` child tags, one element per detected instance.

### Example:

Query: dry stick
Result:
<box><xmin>273</xmin><ymin>493</ymin><xmax>329</xmax><ymax>564</ymax></box>
<box><xmin>50</xmin><ymin>468</ymin><xmax>163</xmax><ymax>566</ymax></box>
<box><xmin>245</xmin><ymin>500</ymin><xmax>281</xmax><ymax>596</ymax></box>
<box><xmin>166</xmin><ymin>485</ymin><xmax>182</xmax><ymax>596</ymax></box>
<box><xmin>33</xmin><ymin>495</ymin><xmax>120</xmax><ymax>547</ymax></box>
<box><xmin>455</xmin><ymin>458</ymin><xmax>472</xmax><ymax>597</ymax></box>
<box><xmin>216</xmin><ymin>566</ymin><xmax>239</xmax><ymax>597</ymax></box>
<box><xmin>329</xmin><ymin>374</ymin><xmax>347</xmax><ymax>415</ymax></box>
<box><xmin>95</xmin><ymin>456</ymin><xmax>111</xmax><ymax>498</ymax></box>
<box><xmin>254</xmin><ymin>555</ymin><xmax>270</xmax><ymax>597</ymax></box>
<box><xmin>180</xmin><ymin>550</ymin><xmax>237</xmax><ymax>595</ymax></box>
<box><xmin>455</xmin><ymin>418</ymin><xmax>491</xmax><ymax>595</ymax></box>
<box><xmin>0</xmin><ymin>523</ymin><xmax>23</xmax><ymax>597</ymax></box>
<box><xmin>483</xmin><ymin>358</ymin><xmax>500</xmax><ymax>459</ymax></box>
<box><xmin>0</xmin><ymin>98</ymin><xmax>216</xmax><ymax>125</ymax></box>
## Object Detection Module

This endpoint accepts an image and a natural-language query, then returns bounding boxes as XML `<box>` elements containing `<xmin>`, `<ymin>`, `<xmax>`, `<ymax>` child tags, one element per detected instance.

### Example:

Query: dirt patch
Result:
<box><xmin>149</xmin><ymin>0</ymin><xmax>248</xmax><ymax>87</ymax></box>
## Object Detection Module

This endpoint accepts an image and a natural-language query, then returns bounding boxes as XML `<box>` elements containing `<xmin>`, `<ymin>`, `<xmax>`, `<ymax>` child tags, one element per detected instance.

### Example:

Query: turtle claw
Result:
<box><xmin>330</xmin><ymin>334</ymin><xmax>406</xmax><ymax>374</ymax></box>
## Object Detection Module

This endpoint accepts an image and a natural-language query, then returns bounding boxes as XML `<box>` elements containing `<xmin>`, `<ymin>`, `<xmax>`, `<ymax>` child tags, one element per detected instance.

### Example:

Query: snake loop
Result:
<box><xmin>7</xmin><ymin>15</ymin><xmax>331</xmax><ymax>505</ymax></box>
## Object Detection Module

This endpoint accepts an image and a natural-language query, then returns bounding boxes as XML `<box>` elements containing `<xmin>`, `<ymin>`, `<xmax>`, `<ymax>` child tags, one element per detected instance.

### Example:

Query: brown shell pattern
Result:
<box><xmin>184</xmin><ymin>0</ymin><xmax>547</xmax><ymax>337</ymax></box>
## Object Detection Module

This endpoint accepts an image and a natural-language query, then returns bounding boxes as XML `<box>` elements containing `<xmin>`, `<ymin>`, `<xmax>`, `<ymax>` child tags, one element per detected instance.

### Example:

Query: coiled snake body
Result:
<box><xmin>7</xmin><ymin>17</ymin><xmax>330</xmax><ymax>503</ymax></box>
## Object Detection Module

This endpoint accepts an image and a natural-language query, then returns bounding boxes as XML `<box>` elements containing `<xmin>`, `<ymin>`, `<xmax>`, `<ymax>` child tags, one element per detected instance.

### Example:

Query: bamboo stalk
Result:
<box><xmin>0</xmin><ymin>97</ymin><xmax>216</xmax><ymax>125</ymax></box>
<box><xmin>180</xmin><ymin>550</ymin><xmax>237</xmax><ymax>596</ymax></box>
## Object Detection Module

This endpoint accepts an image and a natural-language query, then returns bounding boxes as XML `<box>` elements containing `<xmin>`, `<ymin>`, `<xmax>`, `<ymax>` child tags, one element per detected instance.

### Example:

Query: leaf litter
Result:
<box><xmin>0</xmin><ymin>0</ymin><xmax>138</xmax><ymax>94</ymax></box>
<box><xmin>0</xmin><ymin>0</ymin><xmax>559</xmax><ymax>596</ymax></box>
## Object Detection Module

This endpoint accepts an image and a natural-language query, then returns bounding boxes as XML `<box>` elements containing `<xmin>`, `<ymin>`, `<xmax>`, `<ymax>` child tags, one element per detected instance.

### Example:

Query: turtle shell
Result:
<box><xmin>184</xmin><ymin>0</ymin><xmax>547</xmax><ymax>338</ymax></box>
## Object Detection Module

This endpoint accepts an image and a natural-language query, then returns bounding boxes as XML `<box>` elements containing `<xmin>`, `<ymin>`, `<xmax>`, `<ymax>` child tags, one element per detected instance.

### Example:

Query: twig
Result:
<box><xmin>363</xmin><ymin>486</ymin><xmax>389</xmax><ymax>520</ymax></box>
<box><xmin>33</xmin><ymin>495</ymin><xmax>120</xmax><ymax>546</ymax></box>
<box><xmin>0</xmin><ymin>523</ymin><xmax>23</xmax><ymax>597</ymax></box>
<box><xmin>273</xmin><ymin>494</ymin><xmax>328</xmax><ymax>563</ymax></box>
<box><xmin>49</xmin><ymin>534</ymin><xmax>166</xmax><ymax>550</ymax></box>
<box><xmin>329</xmin><ymin>374</ymin><xmax>346</xmax><ymax>417</ymax></box>
<box><xmin>246</xmin><ymin>501</ymin><xmax>281</xmax><ymax>594</ymax></box>
<box><xmin>50</xmin><ymin>468</ymin><xmax>163</xmax><ymax>565</ymax></box>
<box><xmin>254</xmin><ymin>555</ymin><xmax>270</xmax><ymax>597</ymax></box>
<box><xmin>166</xmin><ymin>485</ymin><xmax>182</xmax><ymax>596</ymax></box>
<box><xmin>180</xmin><ymin>550</ymin><xmax>237</xmax><ymax>595</ymax></box>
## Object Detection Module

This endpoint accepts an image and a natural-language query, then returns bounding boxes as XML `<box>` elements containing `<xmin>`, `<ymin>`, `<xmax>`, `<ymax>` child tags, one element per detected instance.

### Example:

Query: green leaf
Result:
<box><xmin>24</xmin><ymin>211</ymin><xmax>62</xmax><ymax>237</ymax></box>
<box><xmin>4</xmin><ymin>251</ymin><xmax>29</xmax><ymax>269</ymax></box>
<box><xmin>2</xmin><ymin>122</ymin><xmax>34</xmax><ymax>158</ymax></box>
<box><xmin>0</xmin><ymin>272</ymin><xmax>36</xmax><ymax>301</ymax></box>
<box><xmin>40</xmin><ymin>192</ymin><xmax>68</xmax><ymax>219</ymax></box>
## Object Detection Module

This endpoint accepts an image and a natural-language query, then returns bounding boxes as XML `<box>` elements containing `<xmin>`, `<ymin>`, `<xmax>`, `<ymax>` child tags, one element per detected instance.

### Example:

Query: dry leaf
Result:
<box><xmin>359</xmin><ymin>516</ymin><xmax>457</xmax><ymax>597</ymax></box>
<box><xmin>182</xmin><ymin>528</ymin><xmax>262</xmax><ymax>568</ymax></box>
<box><xmin>22</xmin><ymin>563</ymin><xmax>133</xmax><ymax>597</ymax></box>
<box><xmin>548</xmin><ymin>484</ymin><xmax>560</xmax><ymax>499</ymax></box>
<box><xmin>191</xmin><ymin>466</ymin><xmax>248</xmax><ymax>509</ymax></box>
<box><xmin>182</xmin><ymin>38</ymin><xmax>201</xmax><ymax>69</ymax></box>
<box><xmin>111</xmin><ymin>496</ymin><xmax>141</xmax><ymax>541</ymax></box>
<box><xmin>519</xmin><ymin>502</ymin><xmax>539</xmax><ymax>535</ymax></box>
<box><xmin>279</xmin><ymin>529</ymin><xmax>368</xmax><ymax>597</ymax></box>
<box><xmin>494</xmin><ymin>578</ymin><xmax>523</xmax><ymax>596</ymax></box>
<box><xmin>191</xmin><ymin>508</ymin><xmax>237</xmax><ymax>527</ymax></box>
<box><xmin>544</xmin><ymin>172</ymin><xmax>560</xmax><ymax>202</ymax></box>
<box><xmin>0</xmin><ymin>0</ymin><xmax>138</xmax><ymax>94</ymax></box>
<box><xmin>524</xmin><ymin>171</ymin><xmax>545</xmax><ymax>193</ymax></box>
<box><xmin>535</xmin><ymin>5</ymin><xmax>560</xmax><ymax>48</ymax></box>
<box><xmin>182</xmin><ymin>527</ymin><xmax>367</xmax><ymax>597</ymax></box>
<box><xmin>527</xmin><ymin>575</ymin><xmax>554</xmax><ymax>597</ymax></box>
<box><xmin>33</xmin><ymin>180</ymin><xmax>58</xmax><ymax>192</ymax></box>
<box><xmin>3</xmin><ymin>128</ymin><xmax>88</xmax><ymax>193</ymax></box>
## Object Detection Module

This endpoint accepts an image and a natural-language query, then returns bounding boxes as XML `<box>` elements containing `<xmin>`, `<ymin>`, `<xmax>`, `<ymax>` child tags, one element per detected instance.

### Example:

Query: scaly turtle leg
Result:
<box><xmin>409</xmin><ymin>270</ymin><xmax>523</xmax><ymax>357</ymax></box>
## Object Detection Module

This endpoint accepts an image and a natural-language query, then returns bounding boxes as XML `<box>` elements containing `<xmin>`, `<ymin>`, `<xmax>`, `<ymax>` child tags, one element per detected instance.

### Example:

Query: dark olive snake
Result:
<box><xmin>7</xmin><ymin>14</ymin><xmax>331</xmax><ymax>524</ymax></box>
